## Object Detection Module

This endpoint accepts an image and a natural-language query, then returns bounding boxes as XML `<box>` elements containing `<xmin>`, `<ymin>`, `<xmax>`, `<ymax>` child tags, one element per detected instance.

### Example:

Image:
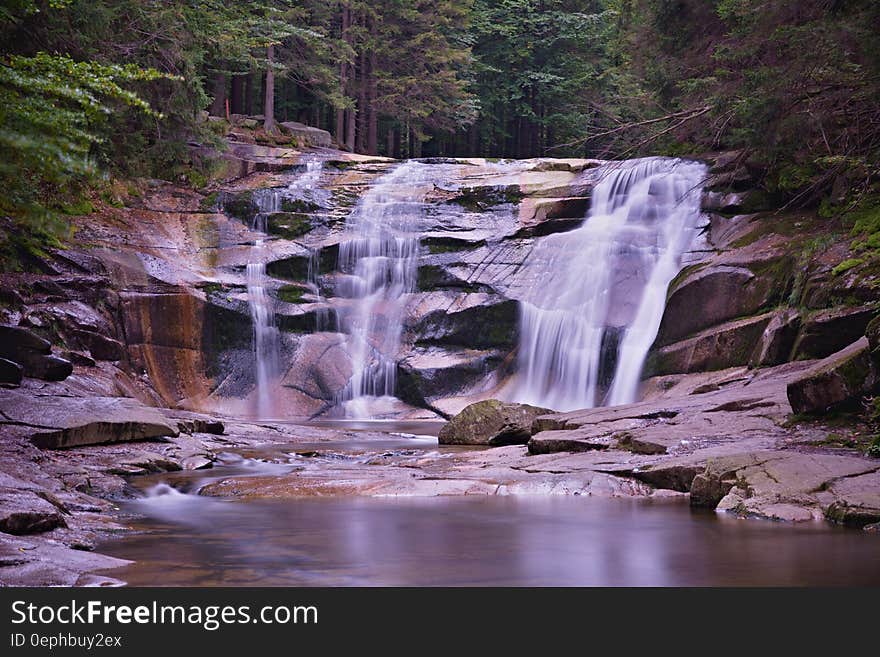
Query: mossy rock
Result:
<box><xmin>265</xmin><ymin>246</ymin><xmax>337</xmax><ymax>282</ymax></box>
<box><xmin>280</xmin><ymin>198</ymin><xmax>320</xmax><ymax>213</ymax></box>
<box><xmin>449</xmin><ymin>185</ymin><xmax>522</xmax><ymax>211</ymax></box>
<box><xmin>438</xmin><ymin>399</ymin><xmax>554</xmax><ymax>446</ymax></box>
<box><xmin>413</xmin><ymin>297</ymin><xmax>519</xmax><ymax>349</ymax></box>
<box><xmin>423</xmin><ymin>236</ymin><xmax>485</xmax><ymax>254</ymax></box>
<box><xmin>222</xmin><ymin>190</ymin><xmax>258</xmax><ymax>223</ymax></box>
<box><xmin>267</xmin><ymin>212</ymin><xmax>312</xmax><ymax>239</ymax></box>
<box><xmin>276</xmin><ymin>284</ymin><xmax>307</xmax><ymax>304</ymax></box>
<box><xmin>199</xmin><ymin>191</ymin><xmax>220</xmax><ymax>212</ymax></box>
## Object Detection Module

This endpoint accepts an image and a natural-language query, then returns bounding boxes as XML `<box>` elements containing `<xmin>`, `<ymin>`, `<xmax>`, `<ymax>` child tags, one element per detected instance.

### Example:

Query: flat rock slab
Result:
<box><xmin>0</xmin><ymin>533</ymin><xmax>129</xmax><ymax>586</ymax></box>
<box><xmin>0</xmin><ymin>391</ymin><xmax>178</xmax><ymax>448</ymax></box>
<box><xmin>693</xmin><ymin>450</ymin><xmax>880</xmax><ymax>525</ymax></box>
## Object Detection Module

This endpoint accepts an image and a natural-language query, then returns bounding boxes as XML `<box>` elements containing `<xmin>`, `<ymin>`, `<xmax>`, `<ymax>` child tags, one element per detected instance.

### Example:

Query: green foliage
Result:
<box><xmin>0</xmin><ymin>45</ymin><xmax>168</xmax><ymax>268</ymax></box>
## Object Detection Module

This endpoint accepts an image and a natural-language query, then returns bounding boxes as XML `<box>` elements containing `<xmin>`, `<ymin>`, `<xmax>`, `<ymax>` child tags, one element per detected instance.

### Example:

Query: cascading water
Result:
<box><xmin>334</xmin><ymin>161</ymin><xmax>434</xmax><ymax>418</ymax></box>
<box><xmin>246</xmin><ymin>158</ymin><xmax>323</xmax><ymax>418</ymax></box>
<box><xmin>510</xmin><ymin>157</ymin><xmax>707</xmax><ymax>411</ymax></box>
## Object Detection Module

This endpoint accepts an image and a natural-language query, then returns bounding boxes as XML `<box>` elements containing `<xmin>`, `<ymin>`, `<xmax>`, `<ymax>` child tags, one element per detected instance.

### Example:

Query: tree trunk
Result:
<box><xmin>264</xmin><ymin>45</ymin><xmax>276</xmax><ymax>132</ymax></box>
<box><xmin>356</xmin><ymin>13</ymin><xmax>368</xmax><ymax>153</ymax></box>
<box><xmin>209</xmin><ymin>72</ymin><xmax>226</xmax><ymax>117</ymax></box>
<box><xmin>245</xmin><ymin>72</ymin><xmax>255</xmax><ymax>115</ymax></box>
<box><xmin>230</xmin><ymin>75</ymin><xmax>245</xmax><ymax>115</ymax></box>
<box><xmin>386</xmin><ymin>128</ymin><xmax>394</xmax><ymax>157</ymax></box>
<box><xmin>335</xmin><ymin>7</ymin><xmax>349</xmax><ymax>145</ymax></box>
<box><xmin>367</xmin><ymin>34</ymin><xmax>378</xmax><ymax>155</ymax></box>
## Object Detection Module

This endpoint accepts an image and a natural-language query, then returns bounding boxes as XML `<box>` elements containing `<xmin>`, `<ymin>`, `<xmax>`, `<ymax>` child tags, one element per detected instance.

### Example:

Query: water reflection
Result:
<box><xmin>101</xmin><ymin>495</ymin><xmax>880</xmax><ymax>587</ymax></box>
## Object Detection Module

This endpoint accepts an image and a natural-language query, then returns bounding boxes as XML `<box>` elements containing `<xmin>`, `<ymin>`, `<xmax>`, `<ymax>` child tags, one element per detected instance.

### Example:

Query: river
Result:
<box><xmin>96</xmin><ymin>425</ymin><xmax>880</xmax><ymax>587</ymax></box>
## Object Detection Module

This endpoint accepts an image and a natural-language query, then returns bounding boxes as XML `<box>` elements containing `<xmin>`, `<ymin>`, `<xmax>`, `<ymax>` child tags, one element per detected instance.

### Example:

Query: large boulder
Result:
<box><xmin>438</xmin><ymin>399</ymin><xmax>554</xmax><ymax>446</ymax></box>
<box><xmin>655</xmin><ymin>263</ymin><xmax>788</xmax><ymax>346</ymax></box>
<box><xmin>279</xmin><ymin>121</ymin><xmax>332</xmax><ymax>148</ymax></box>
<box><xmin>514</xmin><ymin>196</ymin><xmax>589</xmax><ymax>237</ymax></box>
<box><xmin>72</xmin><ymin>329</ymin><xmax>126</xmax><ymax>361</ymax></box>
<box><xmin>0</xmin><ymin>490</ymin><xmax>67</xmax><ymax>535</ymax></box>
<box><xmin>281</xmin><ymin>333</ymin><xmax>352</xmax><ymax>401</ymax></box>
<box><xmin>0</xmin><ymin>325</ymin><xmax>50</xmax><ymax>356</ymax></box>
<box><xmin>786</xmin><ymin>337</ymin><xmax>878</xmax><ymax>414</ymax></box>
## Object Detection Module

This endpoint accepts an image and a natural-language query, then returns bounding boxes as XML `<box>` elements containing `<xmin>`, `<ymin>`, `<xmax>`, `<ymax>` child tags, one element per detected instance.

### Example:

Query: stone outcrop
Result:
<box><xmin>792</xmin><ymin>305</ymin><xmax>877</xmax><ymax>360</ymax></box>
<box><xmin>655</xmin><ymin>262</ymin><xmax>789</xmax><ymax>347</ymax></box>
<box><xmin>279</xmin><ymin>121</ymin><xmax>332</xmax><ymax>148</ymax></box>
<box><xmin>408</xmin><ymin>292</ymin><xmax>519</xmax><ymax>350</ymax></box>
<box><xmin>786</xmin><ymin>337</ymin><xmax>878</xmax><ymax>414</ymax></box>
<box><xmin>0</xmin><ymin>325</ymin><xmax>72</xmax><ymax>382</ymax></box>
<box><xmin>0</xmin><ymin>392</ymin><xmax>179</xmax><ymax>449</ymax></box>
<box><xmin>749</xmin><ymin>309</ymin><xmax>801</xmax><ymax>367</ymax></box>
<box><xmin>690</xmin><ymin>451</ymin><xmax>880</xmax><ymax>525</ymax></box>
<box><xmin>397</xmin><ymin>348</ymin><xmax>507</xmax><ymax>411</ymax></box>
<box><xmin>645</xmin><ymin>313</ymin><xmax>774</xmax><ymax>376</ymax></box>
<box><xmin>72</xmin><ymin>329</ymin><xmax>126</xmax><ymax>361</ymax></box>
<box><xmin>0</xmin><ymin>358</ymin><xmax>22</xmax><ymax>385</ymax></box>
<box><xmin>438</xmin><ymin>399</ymin><xmax>554</xmax><ymax>446</ymax></box>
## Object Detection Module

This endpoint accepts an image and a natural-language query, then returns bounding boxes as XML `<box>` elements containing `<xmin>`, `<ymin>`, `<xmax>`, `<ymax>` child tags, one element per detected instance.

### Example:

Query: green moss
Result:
<box><xmin>450</xmin><ymin>185</ymin><xmax>522</xmax><ymax>211</ymax></box>
<box><xmin>327</xmin><ymin>160</ymin><xmax>358</xmax><ymax>170</ymax></box>
<box><xmin>267</xmin><ymin>212</ymin><xmax>311</xmax><ymax>239</ymax></box>
<box><xmin>99</xmin><ymin>188</ymin><xmax>125</xmax><ymax>208</ymax></box>
<box><xmin>222</xmin><ymin>190</ymin><xmax>257</xmax><ymax>223</ymax></box>
<box><xmin>831</xmin><ymin>258</ymin><xmax>865</xmax><ymax>276</ymax></box>
<box><xmin>425</xmin><ymin>238</ymin><xmax>485</xmax><ymax>254</ymax></box>
<box><xmin>277</xmin><ymin>284</ymin><xmax>307</xmax><ymax>304</ymax></box>
<box><xmin>867</xmin><ymin>435</ymin><xmax>880</xmax><ymax>458</ymax></box>
<box><xmin>59</xmin><ymin>199</ymin><xmax>94</xmax><ymax>215</ymax></box>
<box><xmin>199</xmin><ymin>282</ymin><xmax>225</xmax><ymax>296</ymax></box>
<box><xmin>199</xmin><ymin>191</ymin><xmax>219</xmax><ymax>212</ymax></box>
<box><xmin>280</xmin><ymin>198</ymin><xmax>319</xmax><ymax>213</ymax></box>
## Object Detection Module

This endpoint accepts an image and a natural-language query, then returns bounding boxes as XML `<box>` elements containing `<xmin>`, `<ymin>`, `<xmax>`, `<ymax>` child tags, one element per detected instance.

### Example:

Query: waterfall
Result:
<box><xmin>510</xmin><ymin>157</ymin><xmax>706</xmax><ymax>411</ymax></box>
<box><xmin>334</xmin><ymin>161</ymin><xmax>434</xmax><ymax>418</ymax></box>
<box><xmin>245</xmin><ymin>214</ymin><xmax>280</xmax><ymax>419</ymax></box>
<box><xmin>246</xmin><ymin>158</ymin><xmax>323</xmax><ymax>418</ymax></box>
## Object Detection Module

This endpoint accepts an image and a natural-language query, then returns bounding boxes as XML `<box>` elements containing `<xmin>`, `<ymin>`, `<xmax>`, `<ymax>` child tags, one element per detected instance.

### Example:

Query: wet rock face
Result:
<box><xmin>408</xmin><ymin>293</ymin><xmax>519</xmax><ymax>350</ymax></box>
<box><xmin>438</xmin><ymin>399</ymin><xmax>554</xmax><ymax>446</ymax></box>
<box><xmin>397</xmin><ymin>348</ymin><xmax>507</xmax><ymax>411</ymax></box>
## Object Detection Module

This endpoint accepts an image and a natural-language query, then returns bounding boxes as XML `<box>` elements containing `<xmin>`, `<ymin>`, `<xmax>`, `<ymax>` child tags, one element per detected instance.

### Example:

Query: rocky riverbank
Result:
<box><xmin>2</xmin><ymin>130</ymin><xmax>879</xmax><ymax>586</ymax></box>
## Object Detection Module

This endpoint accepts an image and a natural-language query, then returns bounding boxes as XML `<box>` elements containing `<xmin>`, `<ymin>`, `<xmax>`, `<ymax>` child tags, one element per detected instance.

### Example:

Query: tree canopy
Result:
<box><xmin>2</xmin><ymin>0</ymin><xmax>879</xmax><ymax>266</ymax></box>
